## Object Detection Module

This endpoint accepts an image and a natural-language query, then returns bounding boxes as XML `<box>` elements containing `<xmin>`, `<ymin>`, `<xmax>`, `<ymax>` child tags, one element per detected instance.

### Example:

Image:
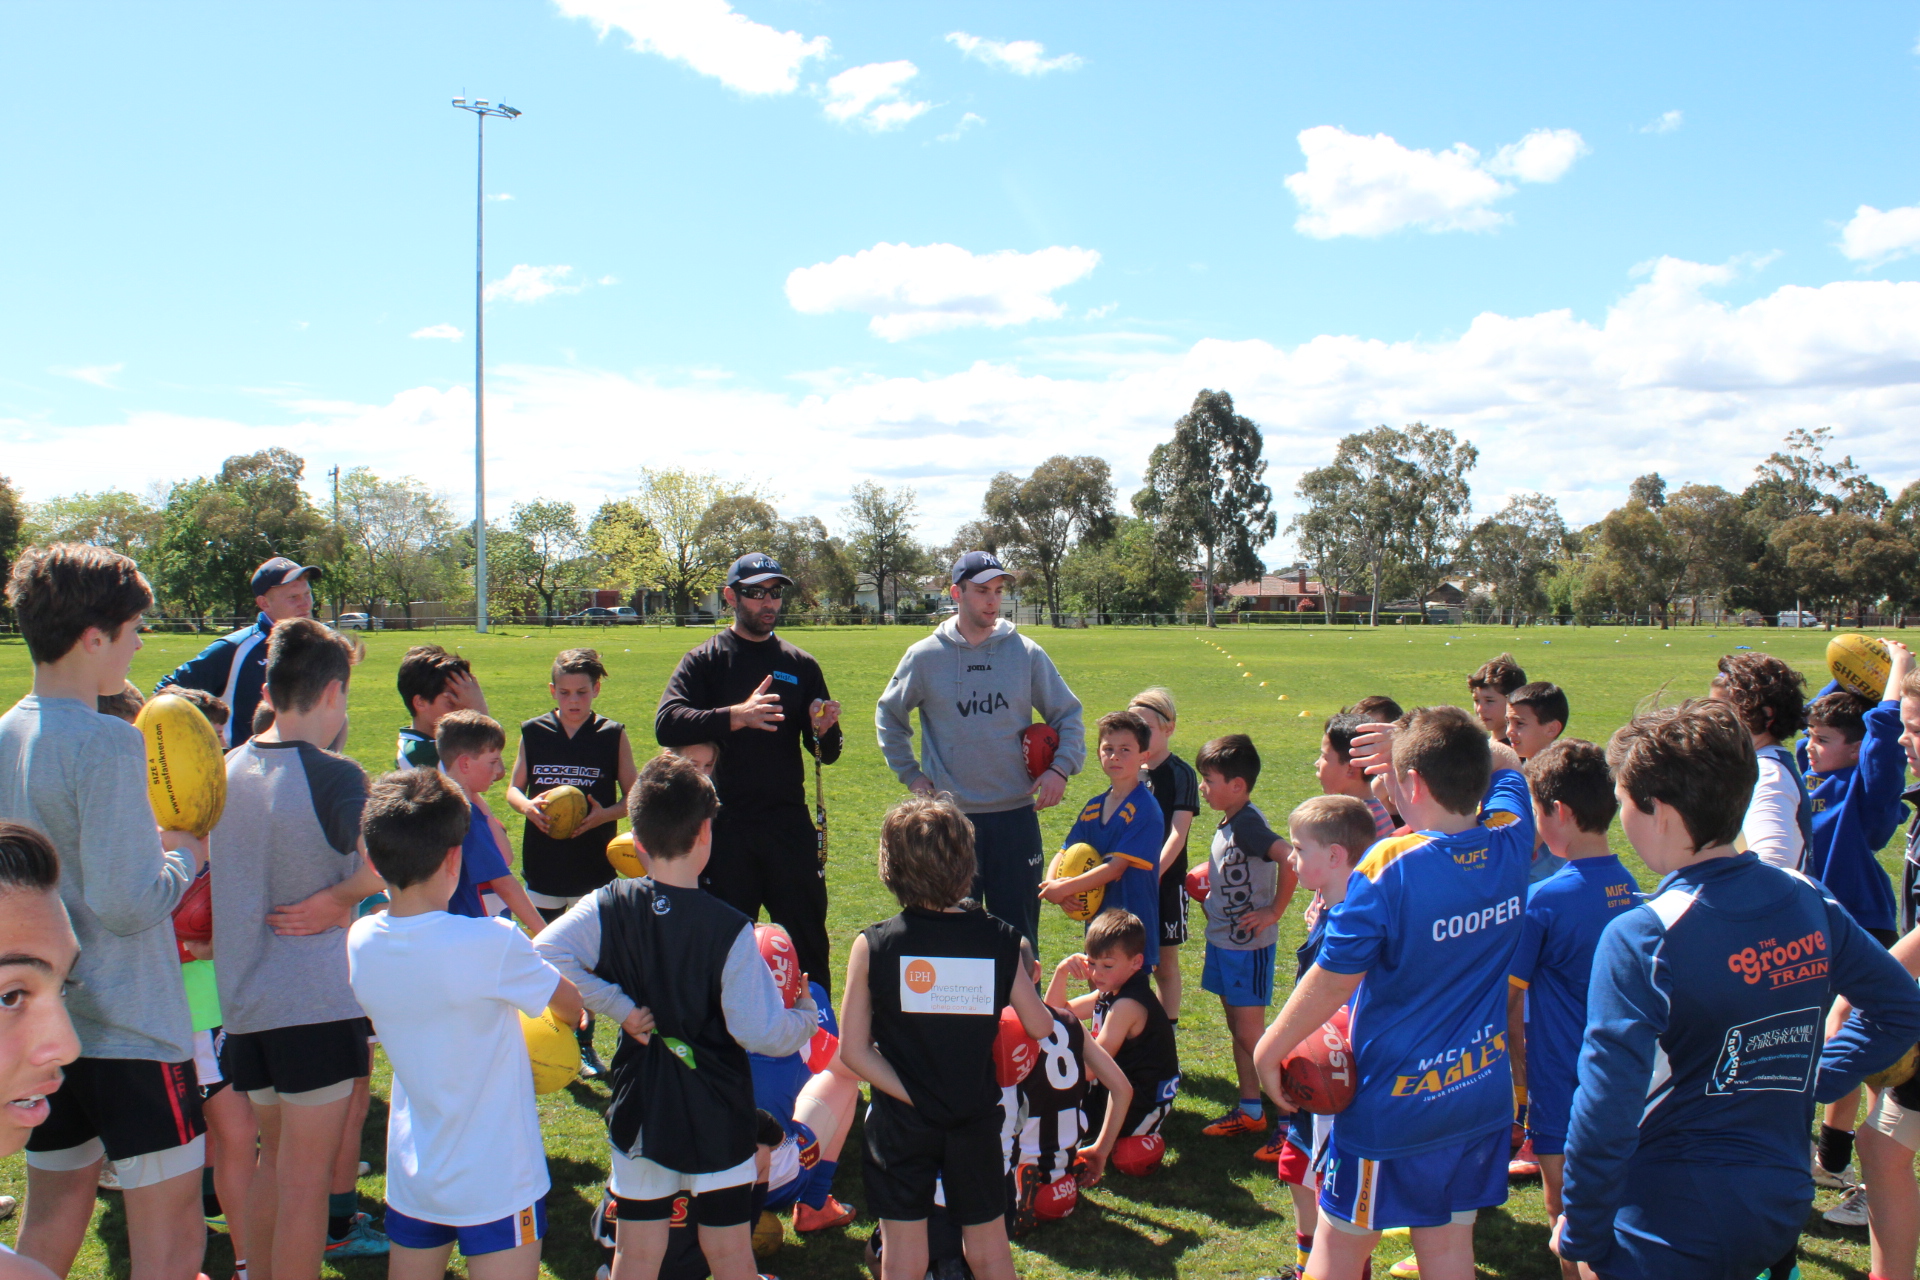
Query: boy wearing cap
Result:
<box><xmin>876</xmin><ymin>550</ymin><xmax>1086</xmax><ymax>945</ymax></box>
<box><xmin>656</xmin><ymin>551</ymin><xmax>844</xmax><ymax>986</ymax></box>
<box><xmin>156</xmin><ymin>555</ymin><xmax>321</xmax><ymax>747</ymax></box>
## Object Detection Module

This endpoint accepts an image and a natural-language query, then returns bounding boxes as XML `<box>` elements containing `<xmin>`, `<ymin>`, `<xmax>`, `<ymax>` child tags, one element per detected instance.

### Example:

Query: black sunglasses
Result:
<box><xmin>735</xmin><ymin>585</ymin><xmax>785</xmax><ymax>600</ymax></box>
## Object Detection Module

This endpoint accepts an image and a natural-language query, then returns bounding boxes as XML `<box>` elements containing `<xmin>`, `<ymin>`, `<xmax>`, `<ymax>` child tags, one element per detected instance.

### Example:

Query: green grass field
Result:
<box><xmin>0</xmin><ymin>621</ymin><xmax>1900</xmax><ymax>1279</ymax></box>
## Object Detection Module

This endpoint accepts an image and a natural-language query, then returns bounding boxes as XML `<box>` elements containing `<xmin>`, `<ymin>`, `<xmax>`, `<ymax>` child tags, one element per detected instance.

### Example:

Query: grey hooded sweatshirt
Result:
<box><xmin>875</xmin><ymin>617</ymin><xmax>1086</xmax><ymax>813</ymax></box>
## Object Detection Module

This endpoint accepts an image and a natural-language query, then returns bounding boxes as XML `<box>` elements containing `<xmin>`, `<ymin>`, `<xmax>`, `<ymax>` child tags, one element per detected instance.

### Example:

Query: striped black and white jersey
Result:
<box><xmin>1018</xmin><ymin>1008</ymin><xmax>1090</xmax><ymax>1180</ymax></box>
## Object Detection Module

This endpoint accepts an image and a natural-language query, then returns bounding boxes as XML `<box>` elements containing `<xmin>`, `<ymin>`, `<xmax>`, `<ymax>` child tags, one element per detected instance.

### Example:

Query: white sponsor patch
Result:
<box><xmin>899</xmin><ymin>955</ymin><xmax>995</xmax><ymax>1015</ymax></box>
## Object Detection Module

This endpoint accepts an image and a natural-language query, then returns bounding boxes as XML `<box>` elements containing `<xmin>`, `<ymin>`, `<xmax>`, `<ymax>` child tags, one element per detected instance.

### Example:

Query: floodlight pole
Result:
<box><xmin>452</xmin><ymin>96</ymin><xmax>520</xmax><ymax>633</ymax></box>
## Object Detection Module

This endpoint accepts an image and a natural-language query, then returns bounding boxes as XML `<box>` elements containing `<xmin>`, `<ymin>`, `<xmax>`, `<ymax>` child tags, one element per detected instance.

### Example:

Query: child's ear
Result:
<box><xmin>443</xmin><ymin>844</ymin><xmax>463</xmax><ymax>874</ymax></box>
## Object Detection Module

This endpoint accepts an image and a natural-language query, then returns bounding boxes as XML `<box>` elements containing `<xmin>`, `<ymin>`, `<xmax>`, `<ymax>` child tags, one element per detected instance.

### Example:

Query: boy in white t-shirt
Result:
<box><xmin>348</xmin><ymin>768</ymin><xmax>583</xmax><ymax>1280</ymax></box>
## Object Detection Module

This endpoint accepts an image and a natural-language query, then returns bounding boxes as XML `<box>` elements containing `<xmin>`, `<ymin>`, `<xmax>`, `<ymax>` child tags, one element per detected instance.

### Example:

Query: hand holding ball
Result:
<box><xmin>754</xmin><ymin>924</ymin><xmax>806</xmax><ymax>1007</ymax></box>
<box><xmin>540</xmin><ymin>786</ymin><xmax>589</xmax><ymax>841</ymax></box>
<box><xmin>1047</xmin><ymin>843</ymin><xmax>1106</xmax><ymax>921</ymax></box>
<box><xmin>1280</xmin><ymin>1007</ymin><xmax>1357</xmax><ymax>1114</ymax></box>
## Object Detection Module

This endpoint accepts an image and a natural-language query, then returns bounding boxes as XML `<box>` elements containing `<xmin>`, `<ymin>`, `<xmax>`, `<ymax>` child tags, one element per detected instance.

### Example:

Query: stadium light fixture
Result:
<box><xmin>451</xmin><ymin>95</ymin><xmax>521</xmax><ymax>633</ymax></box>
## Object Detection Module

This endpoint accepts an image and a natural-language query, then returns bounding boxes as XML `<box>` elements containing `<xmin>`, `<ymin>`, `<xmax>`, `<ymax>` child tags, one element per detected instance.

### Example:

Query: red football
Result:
<box><xmin>1033</xmin><ymin>1173</ymin><xmax>1078</xmax><ymax>1221</ymax></box>
<box><xmin>1020</xmin><ymin>723</ymin><xmax>1059</xmax><ymax>780</ymax></box>
<box><xmin>994</xmin><ymin>1006</ymin><xmax>1038</xmax><ymax>1087</ymax></box>
<box><xmin>1183</xmin><ymin>864</ymin><xmax>1211</xmax><ymax>903</ymax></box>
<box><xmin>1281</xmin><ymin>1006</ymin><xmax>1356</xmax><ymax>1114</ymax></box>
<box><xmin>754</xmin><ymin>924</ymin><xmax>806</xmax><ymax>1008</ymax></box>
<box><xmin>173</xmin><ymin>870</ymin><xmax>212</xmax><ymax>945</ymax></box>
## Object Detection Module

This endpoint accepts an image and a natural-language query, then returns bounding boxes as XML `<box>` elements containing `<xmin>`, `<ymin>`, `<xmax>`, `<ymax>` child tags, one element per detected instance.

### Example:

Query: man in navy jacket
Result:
<box><xmin>155</xmin><ymin>557</ymin><xmax>320</xmax><ymax>747</ymax></box>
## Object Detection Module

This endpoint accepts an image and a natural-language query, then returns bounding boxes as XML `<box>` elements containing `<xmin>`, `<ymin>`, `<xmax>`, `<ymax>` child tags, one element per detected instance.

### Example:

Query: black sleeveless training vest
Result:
<box><xmin>520</xmin><ymin>710</ymin><xmax>624</xmax><ymax>897</ymax></box>
<box><xmin>596</xmin><ymin>878</ymin><xmax>756</xmax><ymax>1173</ymax></box>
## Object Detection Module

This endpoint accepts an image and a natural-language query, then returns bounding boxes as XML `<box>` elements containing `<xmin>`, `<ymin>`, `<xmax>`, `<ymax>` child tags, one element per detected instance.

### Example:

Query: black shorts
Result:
<box><xmin>221</xmin><ymin>1017</ymin><xmax>371</xmax><ymax>1099</ymax></box>
<box><xmin>612</xmin><ymin>1182</ymin><xmax>761</xmax><ymax>1229</ymax></box>
<box><xmin>1158</xmin><ymin>851</ymin><xmax>1189</xmax><ymax>947</ymax></box>
<box><xmin>26</xmin><ymin>1056</ymin><xmax>205</xmax><ymax>1161</ymax></box>
<box><xmin>863</xmin><ymin>1094</ymin><xmax>1006</xmax><ymax>1227</ymax></box>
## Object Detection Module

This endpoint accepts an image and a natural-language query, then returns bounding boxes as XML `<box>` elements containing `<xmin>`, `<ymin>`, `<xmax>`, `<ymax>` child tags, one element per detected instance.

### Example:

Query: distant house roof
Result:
<box><xmin>1226</xmin><ymin>575</ymin><xmax>1334</xmax><ymax>597</ymax></box>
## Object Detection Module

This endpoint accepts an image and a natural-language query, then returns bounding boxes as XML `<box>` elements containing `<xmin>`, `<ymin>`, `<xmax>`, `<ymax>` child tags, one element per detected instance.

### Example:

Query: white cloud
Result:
<box><xmin>50</xmin><ymin>362</ymin><xmax>123</xmax><ymax>388</ymax></box>
<box><xmin>19</xmin><ymin>258</ymin><xmax>1920</xmax><ymax>552</ymax></box>
<box><xmin>822</xmin><ymin>61</ymin><xmax>929</xmax><ymax>131</ymax></box>
<box><xmin>785</xmin><ymin>242</ymin><xmax>1100</xmax><ymax>339</ymax></box>
<box><xmin>945</xmin><ymin>32</ymin><xmax>1082</xmax><ymax>75</ymax></box>
<box><xmin>1641</xmin><ymin>109</ymin><xmax>1683</xmax><ymax>134</ymax></box>
<box><xmin>410</xmin><ymin>324</ymin><xmax>464</xmax><ymax>341</ymax></box>
<box><xmin>486</xmin><ymin>192</ymin><xmax>513</xmax><ymax>202</ymax></box>
<box><xmin>938</xmin><ymin>111</ymin><xmax>985</xmax><ymax>143</ymax></box>
<box><xmin>1285</xmin><ymin>124</ymin><xmax>1586</xmax><ymax>238</ymax></box>
<box><xmin>555</xmin><ymin>0</ymin><xmax>827</xmax><ymax>95</ymax></box>
<box><xmin>1485</xmin><ymin>128</ymin><xmax>1589</xmax><ymax>183</ymax></box>
<box><xmin>483</xmin><ymin>264</ymin><xmax>579</xmax><ymax>304</ymax></box>
<box><xmin>1838</xmin><ymin>203</ymin><xmax>1920</xmax><ymax>268</ymax></box>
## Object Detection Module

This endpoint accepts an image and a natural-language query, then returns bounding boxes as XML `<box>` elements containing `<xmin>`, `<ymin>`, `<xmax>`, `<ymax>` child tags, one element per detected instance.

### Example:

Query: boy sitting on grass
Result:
<box><xmin>1194</xmin><ymin>734</ymin><xmax>1295</xmax><ymax>1141</ymax></box>
<box><xmin>396</xmin><ymin>643</ymin><xmax>488</xmax><ymax>770</ymax></box>
<box><xmin>1253</xmin><ymin>706</ymin><xmax>1534</xmax><ymax>1280</ymax></box>
<box><xmin>1263</xmin><ymin>795</ymin><xmax>1378</xmax><ymax>1277</ymax></box>
<box><xmin>348</xmin><ymin>768</ymin><xmax>582</xmax><ymax>1280</ymax></box>
<box><xmin>1046</xmin><ymin>909</ymin><xmax>1174</xmax><ymax>1177</ymax></box>
<box><xmin>1503</xmin><ymin>740</ymin><xmax>1637</xmax><ymax>1275</ymax></box>
<box><xmin>1467</xmin><ymin>654</ymin><xmax>1527</xmax><ymax>743</ymax></box>
<box><xmin>1553</xmin><ymin>700</ymin><xmax>1920</xmax><ymax>1280</ymax></box>
<box><xmin>434</xmin><ymin>710</ymin><xmax>543</xmax><ymax>927</ymax></box>
<box><xmin>1040</xmin><ymin>711</ymin><xmax>1166</xmax><ymax>975</ymax></box>
<box><xmin>840</xmin><ymin>795</ymin><xmax>1052</xmax><ymax>1280</ymax></box>
<box><xmin>537</xmin><ymin>753</ymin><xmax>818</xmax><ymax>1280</ymax></box>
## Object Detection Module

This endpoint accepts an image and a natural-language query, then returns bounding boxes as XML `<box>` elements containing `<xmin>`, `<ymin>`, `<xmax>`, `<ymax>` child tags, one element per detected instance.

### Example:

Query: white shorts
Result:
<box><xmin>193</xmin><ymin>1029</ymin><xmax>223</xmax><ymax>1088</ymax></box>
<box><xmin>609</xmin><ymin>1145</ymin><xmax>757</xmax><ymax>1201</ymax></box>
<box><xmin>1867</xmin><ymin>1088</ymin><xmax>1920</xmax><ymax>1151</ymax></box>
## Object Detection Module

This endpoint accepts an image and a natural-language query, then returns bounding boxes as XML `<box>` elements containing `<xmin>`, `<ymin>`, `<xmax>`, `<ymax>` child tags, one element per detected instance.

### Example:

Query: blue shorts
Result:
<box><xmin>385</xmin><ymin>1197</ymin><xmax>546</xmax><ymax>1256</ymax></box>
<box><xmin>1200</xmin><ymin>943</ymin><xmax>1274</xmax><ymax>1007</ymax></box>
<box><xmin>1527</xmin><ymin>1128</ymin><xmax>1565</xmax><ymax>1157</ymax></box>
<box><xmin>1318</xmin><ymin>1127</ymin><xmax>1507</xmax><ymax>1232</ymax></box>
<box><xmin>1578</xmin><ymin>1161</ymin><xmax>1806</xmax><ymax>1280</ymax></box>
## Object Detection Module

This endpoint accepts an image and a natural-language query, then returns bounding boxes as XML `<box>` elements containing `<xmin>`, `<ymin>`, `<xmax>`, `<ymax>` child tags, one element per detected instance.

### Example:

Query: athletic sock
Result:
<box><xmin>1294</xmin><ymin>1231</ymin><xmax>1312</xmax><ymax>1268</ymax></box>
<box><xmin>1239</xmin><ymin>1098</ymin><xmax>1263</xmax><ymax>1121</ymax></box>
<box><xmin>1818</xmin><ymin>1122</ymin><xmax>1855</xmax><ymax>1173</ymax></box>
<box><xmin>327</xmin><ymin>1191</ymin><xmax>358</xmax><ymax>1240</ymax></box>
<box><xmin>201</xmin><ymin>1166</ymin><xmax>221</xmax><ymax>1218</ymax></box>
<box><xmin>233</xmin><ymin>1261</ymin><xmax>247</xmax><ymax>1279</ymax></box>
<box><xmin>799</xmin><ymin>1160</ymin><xmax>838</xmax><ymax>1211</ymax></box>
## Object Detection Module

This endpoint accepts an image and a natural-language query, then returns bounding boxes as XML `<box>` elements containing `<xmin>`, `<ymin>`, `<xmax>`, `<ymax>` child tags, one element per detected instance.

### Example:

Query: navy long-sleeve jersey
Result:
<box><xmin>1560</xmin><ymin>852</ymin><xmax>1920</xmax><ymax>1266</ymax></box>
<box><xmin>153</xmin><ymin>614</ymin><xmax>272</xmax><ymax>748</ymax></box>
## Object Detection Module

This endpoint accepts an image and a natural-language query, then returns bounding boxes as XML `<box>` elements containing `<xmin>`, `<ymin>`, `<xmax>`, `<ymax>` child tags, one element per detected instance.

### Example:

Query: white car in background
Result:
<box><xmin>1776</xmin><ymin>610</ymin><xmax>1820</xmax><ymax>628</ymax></box>
<box><xmin>335</xmin><ymin>612</ymin><xmax>383</xmax><ymax>630</ymax></box>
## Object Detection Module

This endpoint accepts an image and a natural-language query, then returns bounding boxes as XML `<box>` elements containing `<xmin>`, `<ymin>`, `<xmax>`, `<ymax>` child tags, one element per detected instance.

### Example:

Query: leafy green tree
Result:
<box><xmin>1770</xmin><ymin>513</ymin><xmax>1915</xmax><ymax>626</ymax></box>
<box><xmin>767</xmin><ymin>516</ymin><xmax>848</xmax><ymax>610</ymax></box>
<box><xmin>0</xmin><ymin>476</ymin><xmax>22</xmax><ymax>624</ymax></box>
<box><xmin>630</xmin><ymin>468</ymin><xmax>738</xmax><ymax>616</ymax></box>
<box><xmin>1628</xmin><ymin>474</ymin><xmax>1667</xmax><ymax>509</ymax></box>
<box><xmin>843</xmin><ymin>482</ymin><xmax>921</xmax><ymax>615</ymax></box>
<box><xmin>696</xmin><ymin>495</ymin><xmax>780</xmax><ymax>589</ymax></box>
<box><xmin>982</xmin><ymin>456</ymin><xmax>1116</xmax><ymax>624</ymax></box>
<box><xmin>1290</xmin><ymin>423</ymin><xmax>1475</xmax><ymax>625</ymax></box>
<box><xmin>1059</xmin><ymin>516</ymin><xmax>1191</xmax><ymax>617</ymax></box>
<box><xmin>1137</xmin><ymin>389</ymin><xmax>1276</xmax><ymax>627</ymax></box>
<box><xmin>1467</xmin><ymin>493</ymin><xmax>1567</xmax><ymax>622</ymax></box>
<box><xmin>27</xmin><ymin>490</ymin><xmax>163</xmax><ymax>563</ymax></box>
<box><xmin>589</xmin><ymin>499</ymin><xmax>667</xmax><ymax>612</ymax></box>
<box><xmin>499</xmin><ymin>499</ymin><xmax>597</xmax><ymax>621</ymax></box>
<box><xmin>334</xmin><ymin>469</ymin><xmax>459</xmax><ymax>624</ymax></box>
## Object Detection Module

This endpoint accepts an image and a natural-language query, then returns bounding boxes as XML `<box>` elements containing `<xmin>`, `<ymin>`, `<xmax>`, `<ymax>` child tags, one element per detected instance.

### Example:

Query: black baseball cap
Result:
<box><xmin>251</xmin><ymin>557</ymin><xmax>321</xmax><ymax>596</ymax></box>
<box><xmin>726</xmin><ymin>553</ymin><xmax>792</xmax><ymax>587</ymax></box>
<box><xmin>951</xmin><ymin>550</ymin><xmax>1013</xmax><ymax>585</ymax></box>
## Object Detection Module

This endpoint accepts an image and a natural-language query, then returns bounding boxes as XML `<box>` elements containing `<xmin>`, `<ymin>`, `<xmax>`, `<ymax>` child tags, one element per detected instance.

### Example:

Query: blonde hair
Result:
<box><xmin>1288</xmin><ymin>795</ymin><xmax>1376</xmax><ymax>865</ymax></box>
<box><xmin>1129</xmin><ymin>687</ymin><xmax>1176</xmax><ymax>727</ymax></box>
<box><xmin>878</xmin><ymin>795</ymin><xmax>977</xmax><ymax>911</ymax></box>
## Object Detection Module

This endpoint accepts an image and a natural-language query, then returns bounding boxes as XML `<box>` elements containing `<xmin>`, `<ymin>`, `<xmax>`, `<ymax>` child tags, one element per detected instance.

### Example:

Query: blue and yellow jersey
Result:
<box><xmin>1064</xmin><ymin>785</ymin><xmax>1165</xmax><ymax>970</ymax></box>
<box><xmin>1316</xmin><ymin>769</ymin><xmax>1537</xmax><ymax>1160</ymax></box>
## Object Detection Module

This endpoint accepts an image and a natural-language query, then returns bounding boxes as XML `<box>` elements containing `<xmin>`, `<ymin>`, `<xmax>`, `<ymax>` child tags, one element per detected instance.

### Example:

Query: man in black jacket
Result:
<box><xmin>655</xmin><ymin>553</ymin><xmax>842</xmax><ymax>983</ymax></box>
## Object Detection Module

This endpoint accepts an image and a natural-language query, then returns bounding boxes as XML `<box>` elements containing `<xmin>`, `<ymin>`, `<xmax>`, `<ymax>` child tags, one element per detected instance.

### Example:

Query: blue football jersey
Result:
<box><xmin>1317</xmin><ymin>769</ymin><xmax>1537</xmax><ymax>1160</ymax></box>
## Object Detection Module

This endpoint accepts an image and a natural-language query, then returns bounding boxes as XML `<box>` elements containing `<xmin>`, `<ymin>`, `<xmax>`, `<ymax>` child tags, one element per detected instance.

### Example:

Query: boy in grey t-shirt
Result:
<box><xmin>0</xmin><ymin>544</ymin><xmax>209</xmax><ymax>1278</ymax></box>
<box><xmin>212</xmin><ymin>618</ymin><xmax>385</xmax><ymax>1280</ymax></box>
<box><xmin>1193</xmin><ymin>734</ymin><xmax>1296</xmax><ymax>1141</ymax></box>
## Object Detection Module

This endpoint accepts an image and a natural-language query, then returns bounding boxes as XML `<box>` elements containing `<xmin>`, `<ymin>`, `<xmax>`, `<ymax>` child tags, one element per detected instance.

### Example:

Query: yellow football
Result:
<box><xmin>520</xmin><ymin>1009</ymin><xmax>581</xmax><ymax>1094</ymax></box>
<box><xmin>1048</xmin><ymin>842</ymin><xmax>1106</xmax><ymax>922</ymax></box>
<box><xmin>751</xmin><ymin>1210</ymin><xmax>783</xmax><ymax>1259</ymax></box>
<box><xmin>606</xmin><ymin>830</ymin><xmax>645</xmax><ymax>878</ymax></box>
<box><xmin>1827</xmin><ymin>633</ymin><xmax>1892</xmax><ymax>700</ymax></box>
<box><xmin>135</xmin><ymin>694</ymin><xmax>227</xmax><ymax>837</ymax></box>
<box><xmin>542</xmin><ymin>785</ymin><xmax>589</xmax><ymax>841</ymax></box>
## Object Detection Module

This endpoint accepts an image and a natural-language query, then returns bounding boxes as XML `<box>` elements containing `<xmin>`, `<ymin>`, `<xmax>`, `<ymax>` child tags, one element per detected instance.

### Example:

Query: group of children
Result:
<box><xmin>10</xmin><ymin>537</ymin><xmax>1920</xmax><ymax>1280</ymax></box>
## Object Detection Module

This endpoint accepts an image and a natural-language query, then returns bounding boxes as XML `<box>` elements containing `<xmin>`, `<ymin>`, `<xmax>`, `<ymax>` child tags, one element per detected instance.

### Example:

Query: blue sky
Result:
<box><xmin>7</xmin><ymin>1</ymin><xmax>1920</xmax><ymax>549</ymax></box>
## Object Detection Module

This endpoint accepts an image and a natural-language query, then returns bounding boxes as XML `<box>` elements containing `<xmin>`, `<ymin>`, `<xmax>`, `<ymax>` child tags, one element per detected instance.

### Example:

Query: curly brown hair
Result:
<box><xmin>1713</xmin><ymin>653</ymin><xmax>1808</xmax><ymax>741</ymax></box>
